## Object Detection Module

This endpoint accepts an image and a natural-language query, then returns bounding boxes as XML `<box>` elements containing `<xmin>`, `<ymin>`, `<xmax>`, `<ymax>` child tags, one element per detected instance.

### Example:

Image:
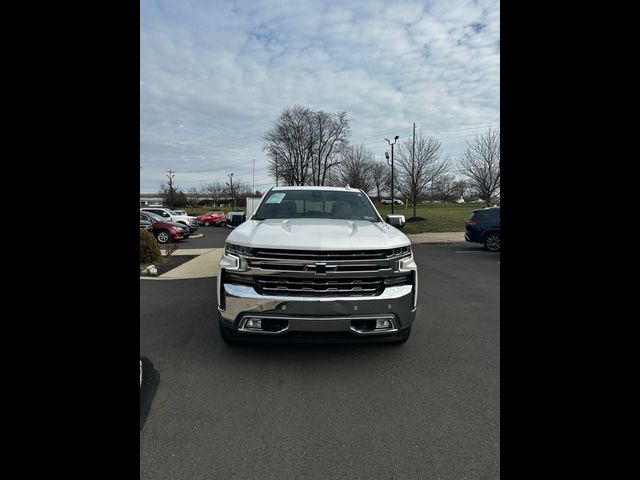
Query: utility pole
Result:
<box><xmin>166</xmin><ymin>170</ymin><xmax>175</xmax><ymax>209</ymax></box>
<box><xmin>412</xmin><ymin>123</ymin><xmax>416</xmax><ymax>219</ymax></box>
<box><xmin>227</xmin><ymin>173</ymin><xmax>235</xmax><ymax>210</ymax></box>
<box><xmin>385</xmin><ymin>136</ymin><xmax>399</xmax><ymax>214</ymax></box>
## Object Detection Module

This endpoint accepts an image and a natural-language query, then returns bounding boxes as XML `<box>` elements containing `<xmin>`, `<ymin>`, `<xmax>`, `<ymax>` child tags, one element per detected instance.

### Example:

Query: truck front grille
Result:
<box><xmin>254</xmin><ymin>277</ymin><xmax>385</xmax><ymax>296</ymax></box>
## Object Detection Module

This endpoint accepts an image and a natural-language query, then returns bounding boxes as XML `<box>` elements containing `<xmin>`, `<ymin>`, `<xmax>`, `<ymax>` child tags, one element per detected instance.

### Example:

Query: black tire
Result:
<box><xmin>156</xmin><ymin>230</ymin><xmax>171</xmax><ymax>244</ymax></box>
<box><xmin>389</xmin><ymin>327</ymin><xmax>411</xmax><ymax>345</ymax></box>
<box><xmin>483</xmin><ymin>232</ymin><xmax>500</xmax><ymax>252</ymax></box>
<box><xmin>219</xmin><ymin>322</ymin><xmax>240</xmax><ymax>345</ymax></box>
<box><xmin>204</xmin><ymin>220</ymin><xmax>211</xmax><ymax>226</ymax></box>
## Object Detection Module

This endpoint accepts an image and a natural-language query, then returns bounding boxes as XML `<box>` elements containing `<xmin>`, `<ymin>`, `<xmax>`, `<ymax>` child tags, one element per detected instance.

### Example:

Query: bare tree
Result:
<box><xmin>395</xmin><ymin>134</ymin><xmax>450</xmax><ymax>218</ymax></box>
<box><xmin>431</xmin><ymin>173</ymin><xmax>457</xmax><ymax>203</ymax></box>
<box><xmin>265</xmin><ymin>106</ymin><xmax>351</xmax><ymax>186</ymax></box>
<box><xmin>201</xmin><ymin>180</ymin><xmax>226</xmax><ymax>205</ymax></box>
<box><xmin>336</xmin><ymin>145</ymin><xmax>375</xmax><ymax>192</ymax></box>
<box><xmin>310</xmin><ymin>110</ymin><xmax>351</xmax><ymax>186</ymax></box>
<box><xmin>264</xmin><ymin>105</ymin><xmax>315</xmax><ymax>186</ymax></box>
<box><xmin>187</xmin><ymin>187</ymin><xmax>200</xmax><ymax>207</ymax></box>
<box><xmin>450</xmin><ymin>179</ymin><xmax>467</xmax><ymax>201</ymax></box>
<box><xmin>370</xmin><ymin>161</ymin><xmax>388</xmax><ymax>201</ymax></box>
<box><xmin>457</xmin><ymin>127</ymin><xmax>500</xmax><ymax>206</ymax></box>
<box><xmin>225</xmin><ymin>178</ymin><xmax>251</xmax><ymax>207</ymax></box>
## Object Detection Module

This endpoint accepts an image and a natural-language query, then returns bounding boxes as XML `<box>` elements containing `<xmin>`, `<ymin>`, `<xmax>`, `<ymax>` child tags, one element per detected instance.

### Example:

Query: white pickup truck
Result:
<box><xmin>140</xmin><ymin>207</ymin><xmax>199</xmax><ymax>232</ymax></box>
<box><xmin>217</xmin><ymin>186</ymin><xmax>417</xmax><ymax>344</ymax></box>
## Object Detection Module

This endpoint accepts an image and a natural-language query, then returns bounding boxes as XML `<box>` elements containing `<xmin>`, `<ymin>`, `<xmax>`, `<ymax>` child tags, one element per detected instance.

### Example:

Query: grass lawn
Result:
<box><xmin>183</xmin><ymin>202</ymin><xmax>492</xmax><ymax>234</ymax></box>
<box><xmin>375</xmin><ymin>203</ymin><xmax>487</xmax><ymax>234</ymax></box>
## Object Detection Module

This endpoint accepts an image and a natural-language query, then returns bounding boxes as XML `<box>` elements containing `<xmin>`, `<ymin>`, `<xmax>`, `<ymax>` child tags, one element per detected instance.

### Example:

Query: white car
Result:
<box><xmin>380</xmin><ymin>198</ymin><xmax>403</xmax><ymax>205</ymax></box>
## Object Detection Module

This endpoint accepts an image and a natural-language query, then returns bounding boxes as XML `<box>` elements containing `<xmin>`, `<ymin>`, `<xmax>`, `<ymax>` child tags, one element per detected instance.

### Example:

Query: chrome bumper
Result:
<box><xmin>218</xmin><ymin>283</ymin><xmax>416</xmax><ymax>333</ymax></box>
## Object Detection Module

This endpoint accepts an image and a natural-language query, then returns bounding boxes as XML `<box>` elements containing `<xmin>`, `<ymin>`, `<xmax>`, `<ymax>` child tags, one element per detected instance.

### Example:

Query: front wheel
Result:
<box><xmin>156</xmin><ymin>230</ymin><xmax>171</xmax><ymax>244</ymax></box>
<box><xmin>204</xmin><ymin>220</ymin><xmax>211</xmax><ymax>226</ymax></box>
<box><xmin>483</xmin><ymin>232</ymin><xmax>500</xmax><ymax>252</ymax></box>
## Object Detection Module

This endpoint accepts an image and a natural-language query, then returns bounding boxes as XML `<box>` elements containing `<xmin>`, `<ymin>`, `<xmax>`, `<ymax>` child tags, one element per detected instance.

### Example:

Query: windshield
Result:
<box><xmin>142</xmin><ymin>211</ymin><xmax>164</xmax><ymax>222</ymax></box>
<box><xmin>254</xmin><ymin>190</ymin><xmax>380</xmax><ymax>221</ymax></box>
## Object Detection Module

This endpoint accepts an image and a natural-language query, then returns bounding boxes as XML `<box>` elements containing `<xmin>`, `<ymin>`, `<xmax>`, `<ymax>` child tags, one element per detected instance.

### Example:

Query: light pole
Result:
<box><xmin>226</xmin><ymin>173</ymin><xmax>235</xmax><ymax>210</ymax></box>
<box><xmin>385</xmin><ymin>136</ymin><xmax>399</xmax><ymax>214</ymax></box>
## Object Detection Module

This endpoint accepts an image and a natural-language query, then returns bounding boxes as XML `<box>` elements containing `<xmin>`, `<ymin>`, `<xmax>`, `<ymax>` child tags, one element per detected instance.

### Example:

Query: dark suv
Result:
<box><xmin>465</xmin><ymin>207</ymin><xmax>500</xmax><ymax>251</ymax></box>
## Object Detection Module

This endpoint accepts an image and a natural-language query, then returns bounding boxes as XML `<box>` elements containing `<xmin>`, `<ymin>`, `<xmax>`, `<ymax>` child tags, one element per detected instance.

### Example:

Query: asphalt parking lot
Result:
<box><xmin>140</xmin><ymin>243</ymin><xmax>500</xmax><ymax>479</ymax></box>
<box><xmin>178</xmin><ymin>225</ymin><xmax>231</xmax><ymax>248</ymax></box>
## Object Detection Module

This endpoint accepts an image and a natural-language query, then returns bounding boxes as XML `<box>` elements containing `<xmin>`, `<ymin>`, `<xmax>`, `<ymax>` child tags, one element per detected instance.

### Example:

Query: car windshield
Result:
<box><xmin>142</xmin><ymin>211</ymin><xmax>164</xmax><ymax>222</ymax></box>
<box><xmin>253</xmin><ymin>190</ymin><xmax>380</xmax><ymax>221</ymax></box>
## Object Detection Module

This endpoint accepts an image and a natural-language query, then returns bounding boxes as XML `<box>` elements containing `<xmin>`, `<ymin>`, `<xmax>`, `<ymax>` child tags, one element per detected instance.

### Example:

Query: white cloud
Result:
<box><xmin>140</xmin><ymin>0</ymin><xmax>499</xmax><ymax>192</ymax></box>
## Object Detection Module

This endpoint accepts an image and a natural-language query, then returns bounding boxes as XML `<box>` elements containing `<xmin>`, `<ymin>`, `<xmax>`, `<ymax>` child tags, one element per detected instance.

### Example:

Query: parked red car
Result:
<box><xmin>140</xmin><ymin>211</ymin><xmax>189</xmax><ymax>244</ymax></box>
<box><xmin>197</xmin><ymin>210</ymin><xmax>227</xmax><ymax>227</ymax></box>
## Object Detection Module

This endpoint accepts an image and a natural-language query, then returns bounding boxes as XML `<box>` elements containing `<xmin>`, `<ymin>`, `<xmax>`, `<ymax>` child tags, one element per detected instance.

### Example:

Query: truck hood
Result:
<box><xmin>227</xmin><ymin>218</ymin><xmax>410</xmax><ymax>250</ymax></box>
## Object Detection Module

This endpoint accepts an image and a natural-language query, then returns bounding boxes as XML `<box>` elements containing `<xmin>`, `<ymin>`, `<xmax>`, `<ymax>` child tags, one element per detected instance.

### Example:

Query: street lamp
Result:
<box><xmin>226</xmin><ymin>173</ymin><xmax>235</xmax><ymax>210</ymax></box>
<box><xmin>385</xmin><ymin>136</ymin><xmax>399</xmax><ymax>214</ymax></box>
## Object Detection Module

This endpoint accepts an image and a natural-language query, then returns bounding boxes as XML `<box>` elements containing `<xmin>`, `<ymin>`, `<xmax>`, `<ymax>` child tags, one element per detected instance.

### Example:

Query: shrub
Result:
<box><xmin>140</xmin><ymin>229</ymin><xmax>160</xmax><ymax>263</ymax></box>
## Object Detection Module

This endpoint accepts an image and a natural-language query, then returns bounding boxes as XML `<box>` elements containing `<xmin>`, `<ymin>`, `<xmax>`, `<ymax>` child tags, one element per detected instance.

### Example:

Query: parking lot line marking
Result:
<box><xmin>455</xmin><ymin>250</ymin><xmax>484</xmax><ymax>254</ymax></box>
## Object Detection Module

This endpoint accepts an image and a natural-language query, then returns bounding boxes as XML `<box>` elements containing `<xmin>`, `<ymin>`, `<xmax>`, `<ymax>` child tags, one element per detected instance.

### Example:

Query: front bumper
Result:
<box><xmin>218</xmin><ymin>283</ymin><xmax>416</xmax><ymax>340</ymax></box>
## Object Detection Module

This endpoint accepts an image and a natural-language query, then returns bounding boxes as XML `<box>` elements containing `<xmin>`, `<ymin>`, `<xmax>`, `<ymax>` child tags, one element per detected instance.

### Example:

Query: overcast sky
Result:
<box><xmin>140</xmin><ymin>0</ymin><xmax>499</xmax><ymax>193</ymax></box>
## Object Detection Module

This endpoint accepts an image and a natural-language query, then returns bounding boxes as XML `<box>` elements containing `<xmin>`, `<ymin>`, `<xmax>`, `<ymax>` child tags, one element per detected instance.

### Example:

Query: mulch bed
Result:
<box><xmin>140</xmin><ymin>255</ymin><xmax>198</xmax><ymax>276</ymax></box>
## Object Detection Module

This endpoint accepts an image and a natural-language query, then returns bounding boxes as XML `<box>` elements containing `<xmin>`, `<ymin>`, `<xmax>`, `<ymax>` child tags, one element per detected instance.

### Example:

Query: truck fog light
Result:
<box><xmin>376</xmin><ymin>319</ymin><xmax>391</xmax><ymax>329</ymax></box>
<box><xmin>245</xmin><ymin>318</ymin><xmax>262</xmax><ymax>329</ymax></box>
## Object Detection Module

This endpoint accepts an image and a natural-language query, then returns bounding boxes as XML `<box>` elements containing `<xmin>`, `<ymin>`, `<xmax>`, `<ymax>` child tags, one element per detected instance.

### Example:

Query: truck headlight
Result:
<box><xmin>398</xmin><ymin>251</ymin><xmax>418</xmax><ymax>310</ymax></box>
<box><xmin>222</xmin><ymin>243</ymin><xmax>251</xmax><ymax>271</ymax></box>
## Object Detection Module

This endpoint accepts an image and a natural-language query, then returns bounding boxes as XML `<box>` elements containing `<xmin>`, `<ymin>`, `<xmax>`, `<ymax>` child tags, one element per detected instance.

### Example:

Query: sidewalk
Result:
<box><xmin>142</xmin><ymin>232</ymin><xmax>465</xmax><ymax>280</ymax></box>
<box><xmin>407</xmin><ymin>232</ymin><xmax>465</xmax><ymax>244</ymax></box>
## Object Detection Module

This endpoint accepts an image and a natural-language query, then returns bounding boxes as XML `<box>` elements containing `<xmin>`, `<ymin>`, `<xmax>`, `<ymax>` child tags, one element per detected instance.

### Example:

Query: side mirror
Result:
<box><xmin>386</xmin><ymin>214</ymin><xmax>406</xmax><ymax>229</ymax></box>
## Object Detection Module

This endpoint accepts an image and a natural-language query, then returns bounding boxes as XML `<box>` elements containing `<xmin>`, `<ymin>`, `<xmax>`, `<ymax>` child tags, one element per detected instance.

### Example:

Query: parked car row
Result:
<box><xmin>197</xmin><ymin>210</ymin><xmax>247</xmax><ymax>229</ymax></box>
<box><xmin>139</xmin><ymin>206</ymin><xmax>251</xmax><ymax>244</ymax></box>
<box><xmin>140</xmin><ymin>207</ymin><xmax>199</xmax><ymax>233</ymax></box>
<box><xmin>140</xmin><ymin>211</ymin><xmax>191</xmax><ymax>244</ymax></box>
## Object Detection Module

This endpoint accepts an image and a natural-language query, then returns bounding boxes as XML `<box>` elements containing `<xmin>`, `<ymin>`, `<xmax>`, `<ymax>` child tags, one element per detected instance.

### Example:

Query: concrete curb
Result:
<box><xmin>141</xmin><ymin>248</ymin><xmax>222</xmax><ymax>280</ymax></box>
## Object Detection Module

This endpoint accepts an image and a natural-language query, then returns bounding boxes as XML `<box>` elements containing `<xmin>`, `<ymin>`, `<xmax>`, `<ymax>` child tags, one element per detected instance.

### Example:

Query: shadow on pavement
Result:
<box><xmin>140</xmin><ymin>356</ymin><xmax>160</xmax><ymax>432</ymax></box>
